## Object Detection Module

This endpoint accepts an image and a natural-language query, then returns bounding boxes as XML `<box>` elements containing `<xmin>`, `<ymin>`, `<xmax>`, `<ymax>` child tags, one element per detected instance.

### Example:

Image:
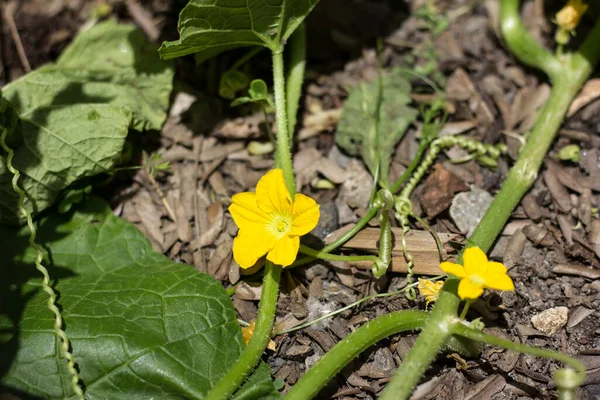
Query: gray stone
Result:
<box><xmin>450</xmin><ymin>186</ymin><xmax>494</xmax><ymax>236</ymax></box>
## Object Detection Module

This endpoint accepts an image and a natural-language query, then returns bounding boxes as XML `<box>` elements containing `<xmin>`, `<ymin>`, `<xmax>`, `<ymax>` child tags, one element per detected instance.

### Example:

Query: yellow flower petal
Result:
<box><xmin>267</xmin><ymin>235</ymin><xmax>299</xmax><ymax>267</ymax></box>
<box><xmin>484</xmin><ymin>272</ymin><xmax>515</xmax><ymax>292</ymax></box>
<box><xmin>457</xmin><ymin>278</ymin><xmax>484</xmax><ymax>300</ymax></box>
<box><xmin>484</xmin><ymin>261</ymin><xmax>508</xmax><ymax>275</ymax></box>
<box><xmin>256</xmin><ymin>169</ymin><xmax>292</xmax><ymax>214</ymax></box>
<box><xmin>462</xmin><ymin>247</ymin><xmax>488</xmax><ymax>275</ymax></box>
<box><xmin>291</xmin><ymin>193</ymin><xmax>320</xmax><ymax>236</ymax></box>
<box><xmin>229</xmin><ymin>192</ymin><xmax>270</xmax><ymax>226</ymax></box>
<box><xmin>439</xmin><ymin>261</ymin><xmax>467</xmax><ymax>278</ymax></box>
<box><xmin>233</xmin><ymin>229</ymin><xmax>276</xmax><ymax>268</ymax></box>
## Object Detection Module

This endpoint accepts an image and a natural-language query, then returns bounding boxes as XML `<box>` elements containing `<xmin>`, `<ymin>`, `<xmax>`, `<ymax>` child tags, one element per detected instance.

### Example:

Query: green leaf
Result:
<box><xmin>0</xmin><ymin>20</ymin><xmax>174</xmax><ymax>224</ymax></box>
<box><xmin>4</xmin><ymin>20</ymin><xmax>174</xmax><ymax>131</ymax></box>
<box><xmin>220</xmin><ymin>69</ymin><xmax>250</xmax><ymax>100</ymax></box>
<box><xmin>336</xmin><ymin>69</ymin><xmax>418</xmax><ymax>184</ymax></box>
<box><xmin>248</xmin><ymin>79</ymin><xmax>269</xmax><ymax>101</ymax></box>
<box><xmin>158</xmin><ymin>0</ymin><xmax>319</xmax><ymax>61</ymax></box>
<box><xmin>0</xmin><ymin>197</ymin><xmax>280</xmax><ymax>399</ymax></box>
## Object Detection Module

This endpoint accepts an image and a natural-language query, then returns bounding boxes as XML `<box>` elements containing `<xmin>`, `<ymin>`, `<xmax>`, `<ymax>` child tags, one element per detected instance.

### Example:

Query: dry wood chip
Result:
<box><xmin>274</xmin><ymin>313</ymin><xmax>306</xmax><ymax>333</ymax></box>
<box><xmin>503</xmin><ymin>228</ymin><xmax>527</xmax><ymax>269</ymax></box>
<box><xmin>464</xmin><ymin>375</ymin><xmax>506</xmax><ymax>400</ymax></box>
<box><xmin>568</xmin><ymin>79</ymin><xmax>600</xmax><ymax>117</ymax></box>
<box><xmin>212</xmin><ymin>113</ymin><xmax>264</xmax><ymax>139</ymax></box>
<box><xmin>545</xmin><ymin>160</ymin><xmax>587</xmax><ymax>193</ymax></box>
<box><xmin>160</xmin><ymin>145</ymin><xmax>196</xmax><ymax>163</ymax></box>
<box><xmin>208</xmin><ymin>171</ymin><xmax>229</xmax><ymax>197</ymax></box>
<box><xmin>508</xmin><ymin>84</ymin><xmax>550</xmax><ymax>132</ymax></box>
<box><xmin>556</xmin><ymin>214</ymin><xmax>574</xmax><ymax>246</ymax></box>
<box><xmin>567</xmin><ymin>306</ymin><xmax>594</xmax><ymax>328</ymax></box>
<box><xmin>207</xmin><ymin>234</ymin><xmax>233</xmax><ymax>280</ymax></box>
<box><xmin>522</xmin><ymin>223</ymin><xmax>554</xmax><ymax>247</ymax></box>
<box><xmin>419</xmin><ymin>163</ymin><xmax>468</xmax><ymax>219</ymax></box>
<box><xmin>553</xmin><ymin>263</ymin><xmax>600</xmax><ymax>280</ymax></box>
<box><xmin>133</xmin><ymin>190</ymin><xmax>164</xmax><ymax>252</ymax></box>
<box><xmin>228</xmin><ymin>261</ymin><xmax>240</xmax><ymax>285</ymax></box>
<box><xmin>305</xmin><ymin>329</ymin><xmax>336</xmax><ymax>352</ymax></box>
<box><xmin>338</xmin><ymin>228</ymin><xmax>456</xmax><ymax>275</ymax></box>
<box><xmin>235</xmin><ymin>282</ymin><xmax>262</xmax><ymax>301</ymax></box>
<box><xmin>543</xmin><ymin>169</ymin><xmax>571</xmax><ymax>212</ymax></box>
<box><xmin>201</xmin><ymin>142</ymin><xmax>246</xmax><ymax>163</ymax></box>
<box><xmin>297</xmin><ymin>107</ymin><xmax>342</xmax><ymax>141</ymax></box>
<box><xmin>179</xmin><ymin>164</ymin><xmax>198</xmax><ymax>221</ymax></box>
<box><xmin>193</xmin><ymin>249</ymin><xmax>207</xmax><ymax>273</ymax></box>
<box><xmin>167</xmin><ymin>190</ymin><xmax>192</xmax><ymax>243</ymax></box>
<box><xmin>337</xmin><ymin>159</ymin><xmax>373</xmax><ymax>209</ymax></box>
<box><xmin>438</xmin><ymin>121</ymin><xmax>476</xmax><ymax>137</ymax></box>
<box><xmin>446</xmin><ymin>68</ymin><xmax>475</xmax><ymax>101</ymax></box>
<box><xmin>589</xmin><ymin>219</ymin><xmax>600</xmax><ymax>259</ymax></box>
<box><xmin>521</xmin><ymin>193</ymin><xmax>542</xmax><ymax>222</ymax></box>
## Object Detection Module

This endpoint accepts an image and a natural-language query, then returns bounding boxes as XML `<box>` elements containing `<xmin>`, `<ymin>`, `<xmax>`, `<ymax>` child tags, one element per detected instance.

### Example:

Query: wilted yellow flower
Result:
<box><xmin>439</xmin><ymin>247</ymin><xmax>514</xmax><ymax>300</ymax></box>
<box><xmin>418</xmin><ymin>278</ymin><xmax>444</xmax><ymax>307</ymax></box>
<box><xmin>556</xmin><ymin>0</ymin><xmax>588</xmax><ymax>31</ymax></box>
<box><xmin>241</xmin><ymin>321</ymin><xmax>276</xmax><ymax>350</ymax></box>
<box><xmin>229</xmin><ymin>169</ymin><xmax>320</xmax><ymax>268</ymax></box>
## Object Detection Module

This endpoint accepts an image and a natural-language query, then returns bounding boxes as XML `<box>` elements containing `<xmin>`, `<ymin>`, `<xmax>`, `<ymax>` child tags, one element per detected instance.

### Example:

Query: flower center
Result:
<box><xmin>268</xmin><ymin>213</ymin><xmax>292</xmax><ymax>239</ymax></box>
<box><xmin>469</xmin><ymin>274</ymin><xmax>485</xmax><ymax>286</ymax></box>
<box><xmin>276</xmin><ymin>220</ymin><xmax>288</xmax><ymax>232</ymax></box>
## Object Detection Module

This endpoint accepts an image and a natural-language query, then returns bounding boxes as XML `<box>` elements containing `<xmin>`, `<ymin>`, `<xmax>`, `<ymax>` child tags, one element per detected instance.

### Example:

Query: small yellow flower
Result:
<box><xmin>229</xmin><ymin>169</ymin><xmax>320</xmax><ymax>268</ymax></box>
<box><xmin>439</xmin><ymin>247</ymin><xmax>514</xmax><ymax>300</ymax></box>
<box><xmin>418</xmin><ymin>278</ymin><xmax>444</xmax><ymax>307</ymax></box>
<box><xmin>556</xmin><ymin>0</ymin><xmax>588</xmax><ymax>31</ymax></box>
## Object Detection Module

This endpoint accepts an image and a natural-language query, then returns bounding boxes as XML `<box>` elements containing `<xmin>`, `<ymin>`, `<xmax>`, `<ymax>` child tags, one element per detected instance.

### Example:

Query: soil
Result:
<box><xmin>4</xmin><ymin>0</ymin><xmax>600</xmax><ymax>399</ymax></box>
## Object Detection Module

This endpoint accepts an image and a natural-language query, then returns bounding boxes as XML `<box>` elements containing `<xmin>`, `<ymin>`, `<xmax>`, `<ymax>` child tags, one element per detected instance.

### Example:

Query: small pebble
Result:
<box><xmin>531</xmin><ymin>306</ymin><xmax>569</xmax><ymax>336</ymax></box>
<box><xmin>449</xmin><ymin>186</ymin><xmax>494</xmax><ymax>236</ymax></box>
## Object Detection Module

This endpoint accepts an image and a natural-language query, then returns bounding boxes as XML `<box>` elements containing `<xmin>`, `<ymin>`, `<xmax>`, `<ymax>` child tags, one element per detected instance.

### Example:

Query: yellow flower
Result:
<box><xmin>418</xmin><ymin>278</ymin><xmax>444</xmax><ymax>307</ymax></box>
<box><xmin>229</xmin><ymin>169</ymin><xmax>320</xmax><ymax>268</ymax></box>
<box><xmin>556</xmin><ymin>0</ymin><xmax>588</xmax><ymax>31</ymax></box>
<box><xmin>439</xmin><ymin>247</ymin><xmax>514</xmax><ymax>300</ymax></box>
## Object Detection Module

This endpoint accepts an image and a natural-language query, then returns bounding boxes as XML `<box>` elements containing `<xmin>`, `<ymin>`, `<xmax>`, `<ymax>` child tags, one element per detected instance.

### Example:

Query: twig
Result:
<box><xmin>143</xmin><ymin>164</ymin><xmax>177</xmax><ymax>223</ymax></box>
<box><xmin>126</xmin><ymin>0</ymin><xmax>159</xmax><ymax>41</ymax></box>
<box><xmin>3</xmin><ymin>0</ymin><xmax>30</xmax><ymax>72</ymax></box>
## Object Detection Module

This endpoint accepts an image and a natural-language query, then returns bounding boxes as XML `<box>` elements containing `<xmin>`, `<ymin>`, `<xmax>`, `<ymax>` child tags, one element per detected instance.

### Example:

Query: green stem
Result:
<box><xmin>272</xmin><ymin>50</ymin><xmax>296</xmax><ymax>198</ymax></box>
<box><xmin>284</xmin><ymin>311</ymin><xmax>428</xmax><ymax>400</ymax></box>
<box><xmin>204</xmin><ymin>262</ymin><xmax>281</xmax><ymax>400</ymax></box>
<box><xmin>286</xmin><ymin>23</ymin><xmax>306</xmax><ymax>138</ymax></box>
<box><xmin>298</xmin><ymin>244</ymin><xmax>379</xmax><ymax>264</ymax></box>
<box><xmin>379</xmin><ymin>279</ymin><xmax>459</xmax><ymax>399</ymax></box>
<box><xmin>291</xmin><ymin>207</ymin><xmax>378</xmax><ymax>268</ymax></box>
<box><xmin>452</xmin><ymin>321</ymin><xmax>586</xmax><ymax>398</ymax></box>
<box><xmin>390</xmin><ymin>137</ymin><xmax>431</xmax><ymax>193</ymax></box>
<box><xmin>382</xmin><ymin>9</ymin><xmax>600</xmax><ymax>400</ymax></box>
<box><xmin>500</xmin><ymin>0</ymin><xmax>562</xmax><ymax>80</ymax></box>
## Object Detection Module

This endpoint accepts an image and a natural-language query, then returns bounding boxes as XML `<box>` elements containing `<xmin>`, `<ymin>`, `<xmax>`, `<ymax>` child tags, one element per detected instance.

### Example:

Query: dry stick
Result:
<box><xmin>3</xmin><ymin>0</ymin><xmax>30</xmax><ymax>72</ymax></box>
<box><xmin>143</xmin><ymin>166</ymin><xmax>177</xmax><ymax>223</ymax></box>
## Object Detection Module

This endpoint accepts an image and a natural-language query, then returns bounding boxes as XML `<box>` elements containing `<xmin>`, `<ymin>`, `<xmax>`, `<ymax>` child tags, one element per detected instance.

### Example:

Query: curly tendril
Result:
<box><xmin>0</xmin><ymin>127</ymin><xmax>84</xmax><ymax>399</ymax></box>
<box><xmin>393</xmin><ymin>135</ymin><xmax>507</xmax><ymax>299</ymax></box>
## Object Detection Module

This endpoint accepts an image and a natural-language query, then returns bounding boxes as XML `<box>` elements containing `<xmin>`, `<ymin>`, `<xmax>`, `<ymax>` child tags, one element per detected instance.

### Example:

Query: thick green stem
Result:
<box><xmin>284</xmin><ymin>311</ymin><xmax>428</xmax><ymax>400</ymax></box>
<box><xmin>379</xmin><ymin>279</ymin><xmax>459</xmax><ymax>399</ymax></box>
<box><xmin>204</xmin><ymin>262</ymin><xmax>281</xmax><ymax>400</ymax></box>
<box><xmin>272</xmin><ymin>50</ymin><xmax>296</xmax><ymax>198</ymax></box>
<box><xmin>382</xmin><ymin>8</ymin><xmax>600</xmax><ymax>400</ymax></box>
<box><xmin>286</xmin><ymin>23</ymin><xmax>306</xmax><ymax>138</ymax></box>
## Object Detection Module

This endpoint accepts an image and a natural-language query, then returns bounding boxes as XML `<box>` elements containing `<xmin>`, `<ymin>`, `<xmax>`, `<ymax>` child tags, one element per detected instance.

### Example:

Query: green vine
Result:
<box><xmin>0</xmin><ymin>126</ymin><xmax>84</xmax><ymax>399</ymax></box>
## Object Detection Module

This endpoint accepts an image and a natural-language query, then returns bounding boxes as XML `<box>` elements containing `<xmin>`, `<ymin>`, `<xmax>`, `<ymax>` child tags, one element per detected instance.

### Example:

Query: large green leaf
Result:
<box><xmin>335</xmin><ymin>69</ymin><xmax>418</xmax><ymax>186</ymax></box>
<box><xmin>4</xmin><ymin>20</ymin><xmax>174</xmax><ymax>131</ymax></box>
<box><xmin>159</xmin><ymin>0</ymin><xmax>319</xmax><ymax>61</ymax></box>
<box><xmin>0</xmin><ymin>197</ymin><xmax>279</xmax><ymax>399</ymax></box>
<box><xmin>0</xmin><ymin>20</ymin><xmax>174</xmax><ymax>224</ymax></box>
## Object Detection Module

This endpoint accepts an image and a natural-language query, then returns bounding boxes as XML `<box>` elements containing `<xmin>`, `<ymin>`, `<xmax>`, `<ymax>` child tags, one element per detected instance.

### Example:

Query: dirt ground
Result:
<box><xmin>3</xmin><ymin>0</ymin><xmax>600</xmax><ymax>399</ymax></box>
